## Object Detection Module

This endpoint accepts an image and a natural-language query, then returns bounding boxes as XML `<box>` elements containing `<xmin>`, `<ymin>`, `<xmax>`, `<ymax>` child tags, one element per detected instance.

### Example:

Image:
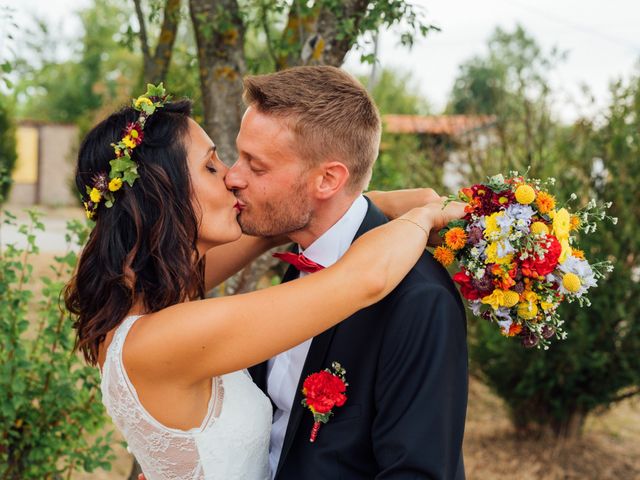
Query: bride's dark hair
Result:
<box><xmin>65</xmin><ymin>99</ymin><xmax>205</xmax><ymax>365</ymax></box>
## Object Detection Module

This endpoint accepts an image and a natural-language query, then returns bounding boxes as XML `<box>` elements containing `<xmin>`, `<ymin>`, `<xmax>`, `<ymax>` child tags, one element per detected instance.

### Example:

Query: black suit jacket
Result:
<box><xmin>250</xmin><ymin>199</ymin><xmax>468</xmax><ymax>479</ymax></box>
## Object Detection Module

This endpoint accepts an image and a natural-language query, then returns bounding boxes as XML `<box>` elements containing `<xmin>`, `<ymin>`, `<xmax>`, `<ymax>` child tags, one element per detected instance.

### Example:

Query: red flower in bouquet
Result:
<box><xmin>301</xmin><ymin>362</ymin><xmax>348</xmax><ymax>442</ymax></box>
<box><xmin>453</xmin><ymin>270</ymin><xmax>483</xmax><ymax>300</ymax></box>
<box><xmin>520</xmin><ymin>235</ymin><xmax>561</xmax><ymax>277</ymax></box>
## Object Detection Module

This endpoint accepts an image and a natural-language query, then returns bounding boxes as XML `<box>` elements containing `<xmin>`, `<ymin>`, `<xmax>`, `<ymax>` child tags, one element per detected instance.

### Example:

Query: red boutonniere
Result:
<box><xmin>301</xmin><ymin>362</ymin><xmax>348</xmax><ymax>442</ymax></box>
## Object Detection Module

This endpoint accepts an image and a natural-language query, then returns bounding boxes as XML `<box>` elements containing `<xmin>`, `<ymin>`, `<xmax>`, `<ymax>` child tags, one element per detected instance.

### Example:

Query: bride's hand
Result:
<box><xmin>419</xmin><ymin>199</ymin><xmax>467</xmax><ymax>247</ymax></box>
<box><xmin>423</xmin><ymin>199</ymin><xmax>467</xmax><ymax>233</ymax></box>
<box><xmin>365</xmin><ymin>188</ymin><xmax>442</xmax><ymax>220</ymax></box>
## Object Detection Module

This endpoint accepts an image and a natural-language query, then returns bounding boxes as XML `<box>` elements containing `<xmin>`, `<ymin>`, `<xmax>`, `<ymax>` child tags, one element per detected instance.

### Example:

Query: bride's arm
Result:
<box><xmin>203</xmin><ymin>234</ymin><xmax>287</xmax><ymax>292</ymax></box>
<box><xmin>126</xmin><ymin>200</ymin><xmax>465</xmax><ymax>386</ymax></box>
<box><xmin>203</xmin><ymin>188</ymin><xmax>444</xmax><ymax>291</ymax></box>
<box><xmin>365</xmin><ymin>188</ymin><xmax>441</xmax><ymax>220</ymax></box>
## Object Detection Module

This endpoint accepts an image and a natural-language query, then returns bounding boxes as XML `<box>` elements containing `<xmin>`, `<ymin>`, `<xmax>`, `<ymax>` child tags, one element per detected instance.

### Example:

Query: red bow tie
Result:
<box><xmin>272</xmin><ymin>252</ymin><xmax>325</xmax><ymax>274</ymax></box>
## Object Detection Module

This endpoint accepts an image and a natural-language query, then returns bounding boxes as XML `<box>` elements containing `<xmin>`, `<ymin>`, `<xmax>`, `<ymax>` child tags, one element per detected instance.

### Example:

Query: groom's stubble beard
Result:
<box><xmin>237</xmin><ymin>180</ymin><xmax>313</xmax><ymax>237</ymax></box>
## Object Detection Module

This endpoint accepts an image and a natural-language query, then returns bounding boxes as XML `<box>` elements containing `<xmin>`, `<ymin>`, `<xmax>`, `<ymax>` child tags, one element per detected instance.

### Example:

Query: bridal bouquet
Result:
<box><xmin>435</xmin><ymin>173</ymin><xmax>615</xmax><ymax>349</ymax></box>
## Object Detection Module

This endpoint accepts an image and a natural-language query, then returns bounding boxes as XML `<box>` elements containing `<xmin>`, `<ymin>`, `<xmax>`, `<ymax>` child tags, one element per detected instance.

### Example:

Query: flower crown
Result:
<box><xmin>83</xmin><ymin>83</ymin><xmax>170</xmax><ymax>220</ymax></box>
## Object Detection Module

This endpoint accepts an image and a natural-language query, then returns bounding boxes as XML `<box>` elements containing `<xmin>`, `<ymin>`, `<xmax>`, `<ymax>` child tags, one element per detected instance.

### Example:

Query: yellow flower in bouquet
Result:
<box><xmin>515</xmin><ymin>184</ymin><xmax>536</xmax><ymax>204</ymax></box>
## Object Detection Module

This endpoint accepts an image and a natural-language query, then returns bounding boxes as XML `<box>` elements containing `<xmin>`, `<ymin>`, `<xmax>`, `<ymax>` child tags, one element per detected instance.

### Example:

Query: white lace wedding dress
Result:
<box><xmin>101</xmin><ymin>315</ymin><xmax>272</xmax><ymax>479</ymax></box>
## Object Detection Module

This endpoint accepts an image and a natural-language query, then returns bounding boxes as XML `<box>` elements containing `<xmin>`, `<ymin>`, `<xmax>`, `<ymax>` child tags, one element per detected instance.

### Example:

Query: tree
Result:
<box><xmin>447</xmin><ymin>24</ymin><xmax>566</xmax><ymax>175</ymax></box>
<box><xmin>183</xmin><ymin>0</ymin><xmax>435</xmax><ymax>162</ymax></box>
<box><xmin>12</xmin><ymin>1</ymin><xmax>141</xmax><ymax>127</ymax></box>
<box><xmin>134</xmin><ymin>0</ymin><xmax>182</xmax><ymax>85</ymax></box>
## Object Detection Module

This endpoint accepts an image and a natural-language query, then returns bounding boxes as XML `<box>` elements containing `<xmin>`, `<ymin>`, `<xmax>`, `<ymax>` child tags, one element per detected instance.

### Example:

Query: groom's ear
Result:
<box><xmin>313</xmin><ymin>161</ymin><xmax>350</xmax><ymax>200</ymax></box>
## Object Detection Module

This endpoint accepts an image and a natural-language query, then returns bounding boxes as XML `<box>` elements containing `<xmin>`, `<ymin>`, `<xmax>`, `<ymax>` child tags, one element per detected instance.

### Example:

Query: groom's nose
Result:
<box><xmin>224</xmin><ymin>164</ymin><xmax>247</xmax><ymax>190</ymax></box>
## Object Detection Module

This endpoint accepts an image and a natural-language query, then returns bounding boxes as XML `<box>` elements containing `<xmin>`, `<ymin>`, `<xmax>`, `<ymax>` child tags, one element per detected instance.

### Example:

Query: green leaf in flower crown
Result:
<box><xmin>141</xmin><ymin>103</ymin><xmax>156</xmax><ymax>115</ymax></box>
<box><xmin>146</xmin><ymin>83</ymin><xmax>166</xmax><ymax>98</ymax></box>
<box><xmin>123</xmin><ymin>168</ymin><xmax>139</xmax><ymax>186</ymax></box>
<box><xmin>109</xmin><ymin>156</ymin><xmax>137</xmax><ymax>176</ymax></box>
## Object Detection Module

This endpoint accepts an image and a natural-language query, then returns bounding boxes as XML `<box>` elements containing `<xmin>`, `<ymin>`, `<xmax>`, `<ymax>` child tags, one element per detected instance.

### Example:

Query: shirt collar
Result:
<box><xmin>300</xmin><ymin>195</ymin><xmax>368</xmax><ymax>269</ymax></box>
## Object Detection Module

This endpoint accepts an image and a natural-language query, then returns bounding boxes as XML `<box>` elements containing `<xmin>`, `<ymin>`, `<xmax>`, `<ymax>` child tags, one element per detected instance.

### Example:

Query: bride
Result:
<box><xmin>65</xmin><ymin>87</ymin><xmax>464</xmax><ymax>479</ymax></box>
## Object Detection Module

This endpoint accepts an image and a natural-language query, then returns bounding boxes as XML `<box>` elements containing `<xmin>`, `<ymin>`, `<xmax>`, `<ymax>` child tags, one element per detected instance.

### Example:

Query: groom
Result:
<box><xmin>226</xmin><ymin>66</ymin><xmax>468</xmax><ymax>479</ymax></box>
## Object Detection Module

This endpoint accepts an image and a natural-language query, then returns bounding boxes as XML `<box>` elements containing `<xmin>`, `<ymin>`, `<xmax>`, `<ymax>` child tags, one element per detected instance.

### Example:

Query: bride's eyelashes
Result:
<box><xmin>206</xmin><ymin>164</ymin><xmax>218</xmax><ymax>174</ymax></box>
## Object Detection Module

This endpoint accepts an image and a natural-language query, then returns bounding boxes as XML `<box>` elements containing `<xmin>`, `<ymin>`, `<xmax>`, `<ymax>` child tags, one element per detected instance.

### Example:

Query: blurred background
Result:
<box><xmin>0</xmin><ymin>1</ymin><xmax>638</xmax><ymax>478</ymax></box>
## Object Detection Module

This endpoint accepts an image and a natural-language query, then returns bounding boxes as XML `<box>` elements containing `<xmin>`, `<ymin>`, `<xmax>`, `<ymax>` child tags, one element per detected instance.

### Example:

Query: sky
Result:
<box><xmin>3</xmin><ymin>0</ymin><xmax>640</xmax><ymax>122</ymax></box>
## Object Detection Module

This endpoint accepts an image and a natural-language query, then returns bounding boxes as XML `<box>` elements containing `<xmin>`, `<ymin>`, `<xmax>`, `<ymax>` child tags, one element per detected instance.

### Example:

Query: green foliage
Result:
<box><xmin>0</xmin><ymin>93</ymin><xmax>16</xmax><ymax>204</ymax></box>
<box><xmin>453</xmin><ymin>26</ymin><xmax>640</xmax><ymax>437</ymax></box>
<box><xmin>0</xmin><ymin>211</ymin><xmax>115</xmax><ymax>478</ymax></box>
<box><xmin>0</xmin><ymin>5</ymin><xmax>18</xmax><ymax>89</ymax></box>
<box><xmin>362</xmin><ymin>68</ymin><xmax>442</xmax><ymax>192</ymax></box>
<box><xmin>362</xmin><ymin>69</ymin><xmax>431</xmax><ymax>115</ymax></box>
<box><xmin>448</xmin><ymin>24</ymin><xmax>566</xmax><ymax>174</ymax></box>
<box><xmin>240</xmin><ymin>0</ymin><xmax>437</xmax><ymax>70</ymax></box>
<box><xmin>12</xmin><ymin>0</ymin><xmax>140</xmax><ymax>125</ymax></box>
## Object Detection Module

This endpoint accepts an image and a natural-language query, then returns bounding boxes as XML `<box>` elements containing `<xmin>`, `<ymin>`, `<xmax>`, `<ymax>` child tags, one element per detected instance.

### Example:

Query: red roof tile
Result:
<box><xmin>382</xmin><ymin>114</ymin><xmax>497</xmax><ymax>136</ymax></box>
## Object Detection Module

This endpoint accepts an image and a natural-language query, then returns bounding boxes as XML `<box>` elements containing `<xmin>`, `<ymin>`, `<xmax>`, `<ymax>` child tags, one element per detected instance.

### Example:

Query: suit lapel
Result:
<box><xmin>275</xmin><ymin>325</ymin><xmax>337</xmax><ymax>477</ymax></box>
<box><xmin>275</xmin><ymin>198</ymin><xmax>388</xmax><ymax>476</ymax></box>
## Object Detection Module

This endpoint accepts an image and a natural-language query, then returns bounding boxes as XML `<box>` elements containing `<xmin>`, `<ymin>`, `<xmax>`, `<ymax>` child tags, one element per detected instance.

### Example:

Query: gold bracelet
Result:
<box><xmin>397</xmin><ymin>217</ymin><xmax>430</xmax><ymax>238</ymax></box>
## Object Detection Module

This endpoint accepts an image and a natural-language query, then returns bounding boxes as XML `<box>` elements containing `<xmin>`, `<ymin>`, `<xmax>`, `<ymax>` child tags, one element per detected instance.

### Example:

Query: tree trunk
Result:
<box><xmin>276</xmin><ymin>2</ymin><xmax>319</xmax><ymax>70</ymax></box>
<box><xmin>133</xmin><ymin>0</ymin><xmax>181</xmax><ymax>85</ymax></box>
<box><xmin>551</xmin><ymin>410</ymin><xmax>587</xmax><ymax>439</ymax></box>
<box><xmin>314</xmin><ymin>0</ymin><xmax>369</xmax><ymax>67</ymax></box>
<box><xmin>189</xmin><ymin>0</ymin><xmax>246</xmax><ymax>164</ymax></box>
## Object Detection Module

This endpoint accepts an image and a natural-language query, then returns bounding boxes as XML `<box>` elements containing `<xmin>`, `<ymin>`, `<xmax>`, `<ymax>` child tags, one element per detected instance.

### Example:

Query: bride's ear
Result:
<box><xmin>313</xmin><ymin>161</ymin><xmax>350</xmax><ymax>200</ymax></box>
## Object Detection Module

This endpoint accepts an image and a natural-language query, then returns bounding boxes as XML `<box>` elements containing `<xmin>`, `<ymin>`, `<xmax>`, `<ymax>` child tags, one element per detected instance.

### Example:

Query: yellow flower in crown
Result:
<box><xmin>122</xmin><ymin>135</ymin><xmax>137</xmax><ymax>149</ymax></box>
<box><xmin>108</xmin><ymin>177</ymin><xmax>123</xmax><ymax>192</ymax></box>
<box><xmin>89</xmin><ymin>187</ymin><xmax>102</xmax><ymax>203</ymax></box>
<box><xmin>134</xmin><ymin>96</ymin><xmax>153</xmax><ymax>109</ymax></box>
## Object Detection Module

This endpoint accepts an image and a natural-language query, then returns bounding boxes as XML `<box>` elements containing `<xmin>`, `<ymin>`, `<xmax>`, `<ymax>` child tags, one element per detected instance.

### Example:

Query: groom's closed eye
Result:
<box><xmin>248</xmin><ymin>158</ymin><xmax>267</xmax><ymax>175</ymax></box>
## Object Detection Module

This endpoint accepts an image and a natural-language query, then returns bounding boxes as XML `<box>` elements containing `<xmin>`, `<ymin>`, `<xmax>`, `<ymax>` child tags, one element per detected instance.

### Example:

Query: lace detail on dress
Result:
<box><xmin>101</xmin><ymin>315</ymin><xmax>272</xmax><ymax>480</ymax></box>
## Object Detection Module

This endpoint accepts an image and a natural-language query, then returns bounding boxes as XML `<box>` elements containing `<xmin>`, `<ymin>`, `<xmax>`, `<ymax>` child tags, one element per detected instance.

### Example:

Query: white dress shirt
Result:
<box><xmin>266</xmin><ymin>195</ymin><xmax>368</xmax><ymax>478</ymax></box>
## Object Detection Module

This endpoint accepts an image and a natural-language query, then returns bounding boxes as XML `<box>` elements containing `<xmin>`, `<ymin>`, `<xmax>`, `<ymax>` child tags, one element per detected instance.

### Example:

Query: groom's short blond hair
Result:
<box><xmin>243</xmin><ymin>66</ymin><xmax>381</xmax><ymax>192</ymax></box>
